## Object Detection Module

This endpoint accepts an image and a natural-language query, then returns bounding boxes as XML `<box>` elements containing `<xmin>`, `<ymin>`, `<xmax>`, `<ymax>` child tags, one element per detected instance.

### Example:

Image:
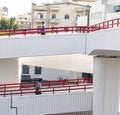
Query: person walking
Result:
<box><xmin>41</xmin><ymin>21</ymin><xmax>46</xmax><ymax>35</ymax></box>
<box><xmin>35</xmin><ymin>78</ymin><xmax>43</xmax><ymax>94</ymax></box>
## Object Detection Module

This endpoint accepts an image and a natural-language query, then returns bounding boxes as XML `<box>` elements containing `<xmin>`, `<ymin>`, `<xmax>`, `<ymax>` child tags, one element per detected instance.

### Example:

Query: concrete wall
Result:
<box><xmin>41</xmin><ymin>67</ymin><xmax>82</xmax><ymax>80</ymax></box>
<box><xmin>24</xmin><ymin>65</ymin><xmax>82</xmax><ymax>80</ymax></box>
<box><xmin>90</xmin><ymin>4</ymin><xmax>105</xmax><ymax>25</ymax></box>
<box><xmin>0</xmin><ymin>58</ymin><xmax>20</xmax><ymax>84</ymax></box>
<box><xmin>107</xmin><ymin>12</ymin><xmax>120</xmax><ymax>20</ymax></box>
<box><xmin>77</xmin><ymin>16</ymin><xmax>87</xmax><ymax>26</ymax></box>
<box><xmin>21</xmin><ymin>54</ymin><xmax>93</xmax><ymax>73</ymax></box>
<box><xmin>93</xmin><ymin>57</ymin><xmax>120</xmax><ymax>115</ymax></box>
<box><xmin>86</xmin><ymin>27</ymin><xmax>120</xmax><ymax>56</ymax></box>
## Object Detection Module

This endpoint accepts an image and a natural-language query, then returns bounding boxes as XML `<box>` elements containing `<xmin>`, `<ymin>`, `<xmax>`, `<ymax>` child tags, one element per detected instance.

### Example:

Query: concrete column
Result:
<box><xmin>97</xmin><ymin>0</ymin><xmax>107</xmax><ymax>4</ymax></box>
<box><xmin>93</xmin><ymin>57</ymin><xmax>120</xmax><ymax>115</ymax></box>
<box><xmin>0</xmin><ymin>58</ymin><xmax>21</xmax><ymax>84</ymax></box>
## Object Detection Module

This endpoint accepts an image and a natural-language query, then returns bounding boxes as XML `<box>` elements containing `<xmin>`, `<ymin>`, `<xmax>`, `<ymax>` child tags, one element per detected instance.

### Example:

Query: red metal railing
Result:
<box><xmin>0</xmin><ymin>78</ymin><xmax>93</xmax><ymax>97</ymax></box>
<box><xmin>90</xmin><ymin>18</ymin><xmax>120</xmax><ymax>32</ymax></box>
<box><xmin>0</xmin><ymin>18</ymin><xmax>120</xmax><ymax>37</ymax></box>
<box><xmin>0</xmin><ymin>26</ymin><xmax>90</xmax><ymax>37</ymax></box>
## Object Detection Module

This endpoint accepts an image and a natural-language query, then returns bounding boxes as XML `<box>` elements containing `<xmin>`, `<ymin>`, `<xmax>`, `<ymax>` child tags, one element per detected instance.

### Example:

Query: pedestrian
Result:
<box><xmin>41</xmin><ymin>21</ymin><xmax>46</xmax><ymax>35</ymax></box>
<box><xmin>35</xmin><ymin>78</ymin><xmax>43</xmax><ymax>95</ymax></box>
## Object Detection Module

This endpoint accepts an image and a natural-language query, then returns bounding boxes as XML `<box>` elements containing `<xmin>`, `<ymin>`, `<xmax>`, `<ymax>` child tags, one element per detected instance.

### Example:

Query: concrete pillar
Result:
<box><xmin>97</xmin><ymin>0</ymin><xmax>107</xmax><ymax>4</ymax></box>
<box><xmin>0</xmin><ymin>58</ymin><xmax>21</xmax><ymax>84</ymax></box>
<box><xmin>93</xmin><ymin>57</ymin><xmax>120</xmax><ymax>115</ymax></box>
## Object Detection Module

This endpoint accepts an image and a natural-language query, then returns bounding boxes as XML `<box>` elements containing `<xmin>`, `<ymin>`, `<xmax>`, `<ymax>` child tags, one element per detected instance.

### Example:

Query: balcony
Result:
<box><xmin>50</xmin><ymin>7</ymin><xmax>60</xmax><ymax>11</ymax></box>
<box><xmin>50</xmin><ymin>19</ymin><xmax>59</xmax><ymax>24</ymax></box>
<box><xmin>35</xmin><ymin>18</ymin><xmax>45</xmax><ymax>23</ymax></box>
<box><xmin>34</xmin><ymin>6</ymin><xmax>47</xmax><ymax>11</ymax></box>
<box><xmin>73</xmin><ymin>0</ymin><xmax>96</xmax><ymax>1</ymax></box>
<box><xmin>75</xmin><ymin>8</ymin><xmax>86</xmax><ymax>12</ymax></box>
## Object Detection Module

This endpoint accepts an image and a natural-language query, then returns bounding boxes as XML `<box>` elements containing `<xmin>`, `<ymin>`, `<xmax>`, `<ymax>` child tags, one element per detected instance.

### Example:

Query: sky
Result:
<box><xmin>0</xmin><ymin>0</ymin><xmax>96</xmax><ymax>17</ymax></box>
<box><xmin>0</xmin><ymin>0</ymin><xmax>54</xmax><ymax>17</ymax></box>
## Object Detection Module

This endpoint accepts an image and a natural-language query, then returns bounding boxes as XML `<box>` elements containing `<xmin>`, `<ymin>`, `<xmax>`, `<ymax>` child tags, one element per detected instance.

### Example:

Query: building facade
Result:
<box><xmin>31</xmin><ymin>1</ymin><xmax>90</xmax><ymax>28</ymax></box>
<box><xmin>77</xmin><ymin>0</ymin><xmax>120</xmax><ymax>26</ymax></box>
<box><xmin>0</xmin><ymin>7</ymin><xmax>8</xmax><ymax>19</ymax></box>
<box><xmin>15</xmin><ymin>13</ymin><xmax>31</xmax><ymax>29</ymax></box>
<box><xmin>21</xmin><ymin>64</ymin><xmax>92</xmax><ymax>82</ymax></box>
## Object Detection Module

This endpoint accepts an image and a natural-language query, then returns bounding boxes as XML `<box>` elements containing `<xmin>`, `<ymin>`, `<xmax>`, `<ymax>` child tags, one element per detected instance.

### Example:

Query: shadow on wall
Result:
<box><xmin>45</xmin><ymin>111</ymin><xmax>92</xmax><ymax>115</ymax></box>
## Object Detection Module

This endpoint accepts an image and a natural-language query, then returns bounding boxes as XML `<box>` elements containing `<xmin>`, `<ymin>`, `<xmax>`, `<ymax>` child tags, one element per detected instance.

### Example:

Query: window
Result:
<box><xmin>76</xmin><ymin>15</ymin><xmax>80</xmax><ymax>20</ymax></box>
<box><xmin>22</xmin><ymin>65</ymin><xmax>29</xmax><ymax>74</ymax></box>
<box><xmin>21</xmin><ymin>22</ymin><xmax>24</xmax><ymax>24</ymax></box>
<box><xmin>64</xmin><ymin>14</ymin><xmax>69</xmax><ymax>19</ymax></box>
<box><xmin>35</xmin><ymin>66</ymin><xmax>42</xmax><ymax>74</ymax></box>
<box><xmin>37</xmin><ymin>13</ymin><xmax>43</xmax><ymax>19</ymax></box>
<box><xmin>21</xmin><ymin>75</ymin><xmax>31</xmax><ymax>82</ymax></box>
<box><xmin>52</xmin><ymin>14</ymin><xmax>56</xmax><ymax>19</ymax></box>
<box><xmin>82</xmin><ymin>72</ymin><xmax>93</xmax><ymax>79</ymax></box>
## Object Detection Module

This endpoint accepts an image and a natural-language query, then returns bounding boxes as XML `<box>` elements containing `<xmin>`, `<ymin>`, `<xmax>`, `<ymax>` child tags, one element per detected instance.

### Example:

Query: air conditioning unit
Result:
<box><xmin>114</xmin><ymin>5</ymin><xmax>120</xmax><ymax>12</ymax></box>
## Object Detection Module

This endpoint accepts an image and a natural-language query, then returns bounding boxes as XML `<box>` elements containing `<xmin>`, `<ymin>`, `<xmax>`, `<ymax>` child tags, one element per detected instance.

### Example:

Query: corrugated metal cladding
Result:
<box><xmin>0</xmin><ymin>92</ymin><xmax>92</xmax><ymax>115</ymax></box>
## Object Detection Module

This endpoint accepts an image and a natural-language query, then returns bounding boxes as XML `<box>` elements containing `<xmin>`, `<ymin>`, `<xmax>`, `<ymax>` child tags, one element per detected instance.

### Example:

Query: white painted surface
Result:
<box><xmin>1</xmin><ymin>21</ymin><xmax>120</xmax><ymax>115</ymax></box>
<box><xmin>0</xmin><ymin>34</ymin><xmax>86</xmax><ymax>58</ymax></box>
<box><xmin>21</xmin><ymin>54</ymin><xmax>93</xmax><ymax>73</ymax></box>
<box><xmin>93</xmin><ymin>57</ymin><xmax>120</xmax><ymax>115</ymax></box>
<box><xmin>107</xmin><ymin>12</ymin><xmax>120</xmax><ymax>20</ymax></box>
<box><xmin>87</xmin><ymin>27</ymin><xmax>120</xmax><ymax>56</ymax></box>
<box><xmin>77</xmin><ymin>16</ymin><xmax>87</xmax><ymax>26</ymax></box>
<box><xmin>0</xmin><ymin>98</ymin><xmax>11</xmax><ymax>115</ymax></box>
<box><xmin>29</xmin><ymin>66</ymin><xmax>82</xmax><ymax>80</ymax></box>
<box><xmin>39</xmin><ymin>67</ymin><xmax>82</xmax><ymax>80</ymax></box>
<box><xmin>0</xmin><ymin>92</ymin><xmax>92</xmax><ymax>115</ymax></box>
<box><xmin>2</xmin><ymin>26</ymin><xmax>120</xmax><ymax>83</ymax></box>
<box><xmin>90</xmin><ymin>4</ymin><xmax>105</xmax><ymax>25</ymax></box>
<box><xmin>0</xmin><ymin>58</ymin><xmax>20</xmax><ymax>84</ymax></box>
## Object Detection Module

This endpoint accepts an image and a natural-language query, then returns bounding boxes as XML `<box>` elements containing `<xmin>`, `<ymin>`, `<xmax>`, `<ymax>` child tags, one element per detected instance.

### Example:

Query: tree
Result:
<box><xmin>0</xmin><ymin>18</ymin><xmax>9</xmax><ymax>30</ymax></box>
<box><xmin>9</xmin><ymin>17</ymin><xmax>18</xmax><ymax>29</ymax></box>
<box><xmin>0</xmin><ymin>17</ymin><xmax>18</xmax><ymax>30</ymax></box>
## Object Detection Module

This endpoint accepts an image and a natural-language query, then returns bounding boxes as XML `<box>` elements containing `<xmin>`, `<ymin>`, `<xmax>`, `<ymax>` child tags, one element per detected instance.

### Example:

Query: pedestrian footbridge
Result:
<box><xmin>0</xmin><ymin>78</ymin><xmax>93</xmax><ymax>115</ymax></box>
<box><xmin>0</xmin><ymin>18</ymin><xmax>120</xmax><ymax>115</ymax></box>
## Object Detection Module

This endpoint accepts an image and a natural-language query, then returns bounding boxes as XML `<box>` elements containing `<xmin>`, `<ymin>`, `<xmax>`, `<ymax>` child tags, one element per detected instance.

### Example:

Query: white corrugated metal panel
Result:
<box><xmin>17</xmin><ymin>92</ymin><xmax>92</xmax><ymax>115</ymax></box>
<box><xmin>0</xmin><ymin>34</ymin><xmax>86</xmax><ymax>58</ymax></box>
<box><xmin>0</xmin><ymin>92</ymin><xmax>92</xmax><ymax>115</ymax></box>
<box><xmin>0</xmin><ymin>97</ymin><xmax>11</xmax><ymax>115</ymax></box>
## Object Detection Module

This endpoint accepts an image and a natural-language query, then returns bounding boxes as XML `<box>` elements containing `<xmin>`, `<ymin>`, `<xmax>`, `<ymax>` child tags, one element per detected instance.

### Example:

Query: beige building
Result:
<box><xmin>0</xmin><ymin>7</ymin><xmax>8</xmax><ymax>19</ymax></box>
<box><xmin>16</xmin><ymin>13</ymin><xmax>31</xmax><ymax>29</ymax></box>
<box><xmin>73</xmin><ymin>0</ymin><xmax>96</xmax><ymax>2</ymax></box>
<box><xmin>31</xmin><ymin>1</ymin><xmax>90</xmax><ymax>28</ymax></box>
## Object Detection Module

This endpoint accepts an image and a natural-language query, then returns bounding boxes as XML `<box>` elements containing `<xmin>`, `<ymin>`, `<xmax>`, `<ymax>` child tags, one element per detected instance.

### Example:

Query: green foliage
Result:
<box><xmin>0</xmin><ymin>17</ymin><xmax>18</xmax><ymax>30</ymax></box>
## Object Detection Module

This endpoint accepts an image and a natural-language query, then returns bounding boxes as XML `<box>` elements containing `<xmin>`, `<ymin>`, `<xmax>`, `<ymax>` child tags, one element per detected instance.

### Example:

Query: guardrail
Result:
<box><xmin>90</xmin><ymin>18</ymin><xmax>120</xmax><ymax>32</ymax></box>
<box><xmin>0</xmin><ymin>78</ymin><xmax>93</xmax><ymax>97</ymax></box>
<box><xmin>0</xmin><ymin>26</ymin><xmax>90</xmax><ymax>37</ymax></box>
<box><xmin>0</xmin><ymin>18</ymin><xmax>120</xmax><ymax>37</ymax></box>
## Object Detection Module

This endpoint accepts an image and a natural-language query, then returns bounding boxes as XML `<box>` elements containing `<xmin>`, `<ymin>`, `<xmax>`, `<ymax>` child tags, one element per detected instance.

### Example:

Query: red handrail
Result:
<box><xmin>90</xmin><ymin>18</ymin><xmax>120</xmax><ymax>32</ymax></box>
<box><xmin>0</xmin><ymin>78</ymin><xmax>93</xmax><ymax>97</ymax></box>
<box><xmin>0</xmin><ymin>26</ymin><xmax>89</xmax><ymax>37</ymax></box>
<box><xmin>0</xmin><ymin>18</ymin><xmax>120</xmax><ymax>37</ymax></box>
